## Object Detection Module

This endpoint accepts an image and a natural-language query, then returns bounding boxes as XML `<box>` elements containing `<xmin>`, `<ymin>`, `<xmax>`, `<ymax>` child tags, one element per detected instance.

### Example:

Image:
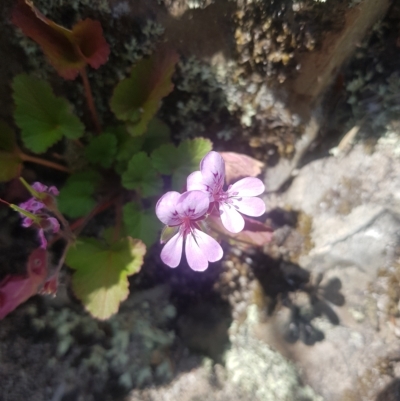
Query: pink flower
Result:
<box><xmin>19</xmin><ymin>197</ymin><xmax>44</xmax><ymax>214</ymax></box>
<box><xmin>187</xmin><ymin>151</ymin><xmax>266</xmax><ymax>233</ymax></box>
<box><xmin>156</xmin><ymin>190</ymin><xmax>223</xmax><ymax>271</ymax></box>
<box><xmin>18</xmin><ymin>181</ymin><xmax>60</xmax><ymax>249</ymax></box>
<box><xmin>32</xmin><ymin>182</ymin><xmax>59</xmax><ymax>196</ymax></box>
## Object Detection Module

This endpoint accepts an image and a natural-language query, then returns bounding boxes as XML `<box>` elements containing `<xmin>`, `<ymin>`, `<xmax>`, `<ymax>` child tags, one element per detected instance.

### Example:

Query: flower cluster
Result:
<box><xmin>19</xmin><ymin>182</ymin><xmax>60</xmax><ymax>249</ymax></box>
<box><xmin>155</xmin><ymin>151</ymin><xmax>266</xmax><ymax>271</ymax></box>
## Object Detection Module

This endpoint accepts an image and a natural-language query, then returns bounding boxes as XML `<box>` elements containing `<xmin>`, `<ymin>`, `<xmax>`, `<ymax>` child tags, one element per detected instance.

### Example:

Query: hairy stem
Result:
<box><xmin>19</xmin><ymin>152</ymin><xmax>70</xmax><ymax>173</ymax></box>
<box><xmin>80</xmin><ymin>68</ymin><xmax>101</xmax><ymax>134</ymax></box>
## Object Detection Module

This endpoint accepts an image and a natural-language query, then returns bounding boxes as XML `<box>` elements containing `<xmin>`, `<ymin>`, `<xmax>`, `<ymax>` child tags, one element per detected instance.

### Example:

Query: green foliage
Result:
<box><xmin>12</xmin><ymin>74</ymin><xmax>84</xmax><ymax>153</ymax></box>
<box><xmin>121</xmin><ymin>152</ymin><xmax>163</xmax><ymax>197</ymax></box>
<box><xmin>57</xmin><ymin>170</ymin><xmax>101</xmax><ymax>218</ymax></box>
<box><xmin>66</xmin><ymin>233</ymin><xmax>146</xmax><ymax>319</ymax></box>
<box><xmin>151</xmin><ymin>137</ymin><xmax>212</xmax><ymax>189</ymax></box>
<box><xmin>85</xmin><ymin>133</ymin><xmax>118</xmax><ymax>168</ymax></box>
<box><xmin>123</xmin><ymin>203</ymin><xmax>160</xmax><ymax>247</ymax></box>
<box><xmin>110</xmin><ymin>51</ymin><xmax>179</xmax><ymax>137</ymax></box>
<box><xmin>0</xmin><ymin>121</ymin><xmax>22</xmax><ymax>182</ymax></box>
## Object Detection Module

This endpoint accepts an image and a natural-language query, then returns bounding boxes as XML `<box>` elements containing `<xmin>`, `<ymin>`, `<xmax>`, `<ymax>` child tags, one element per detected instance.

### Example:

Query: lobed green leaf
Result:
<box><xmin>57</xmin><ymin>170</ymin><xmax>101</xmax><ymax>218</ymax></box>
<box><xmin>85</xmin><ymin>133</ymin><xmax>117</xmax><ymax>168</ymax></box>
<box><xmin>121</xmin><ymin>152</ymin><xmax>162</xmax><ymax>197</ymax></box>
<box><xmin>151</xmin><ymin>137</ymin><xmax>212</xmax><ymax>189</ymax></box>
<box><xmin>123</xmin><ymin>202</ymin><xmax>160</xmax><ymax>247</ymax></box>
<box><xmin>66</xmin><ymin>234</ymin><xmax>146</xmax><ymax>319</ymax></box>
<box><xmin>110</xmin><ymin>51</ymin><xmax>178</xmax><ymax>137</ymax></box>
<box><xmin>12</xmin><ymin>74</ymin><xmax>84</xmax><ymax>153</ymax></box>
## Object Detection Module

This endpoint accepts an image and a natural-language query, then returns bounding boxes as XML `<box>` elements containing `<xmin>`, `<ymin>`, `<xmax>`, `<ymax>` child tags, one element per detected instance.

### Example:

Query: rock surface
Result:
<box><xmin>261</xmin><ymin>136</ymin><xmax>400</xmax><ymax>401</ymax></box>
<box><xmin>129</xmin><ymin>305</ymin><xmax>322</xmax><ymax>401</ymax></box>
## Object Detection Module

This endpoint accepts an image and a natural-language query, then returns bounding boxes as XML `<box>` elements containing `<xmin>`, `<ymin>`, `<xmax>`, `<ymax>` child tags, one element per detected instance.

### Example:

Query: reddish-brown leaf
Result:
<box><xmin>0</xmin><ymin>248</ymin><xmax>48</xmax><ymax>319</ymax></box>
<box><xmin>220</xmin><ymin>152</ymin><xmax>264</xmax><ymax>184</ymax></box>
<box><xmin>208</xmin><ymin>215</ymin><xmax>273</xmax><ymax>247</ymax></box>
<box><xmin>71</xmin><ymin>19</ymin><xmax>110</xmax><ymax>69</ymax></box>
<box><xmin>12</xmin><ymin>0</ymin><xmax>109</xmax><ymax>80</ymax></box>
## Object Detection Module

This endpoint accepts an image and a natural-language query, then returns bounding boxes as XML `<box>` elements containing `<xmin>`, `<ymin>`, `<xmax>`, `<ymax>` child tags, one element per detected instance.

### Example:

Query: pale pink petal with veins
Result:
<box><xmin>175</xmin><ymin>190</ymin><xmax>209</xmax><ymax>220</ymax></box>
<box><xmin>156</xmin><ymin>191</ymin><xmax>182</xmax><ymax>226</ymax></box>
<box><xmin>230</xmin><ymin>196</ymin><xmax>266</xmax><ymax>217</ymax></box>
<box><xmin>160</xmin><ymin>232</ymin><xmax>183</xmax><ymax>268</ymax></box>
<box><xmin>219</xmin><ymin>202</ymin><xmax>245</xmax><ymax>233</ymax></box>
<box><xmin>229</xmin><ymin>177</ymin><xmax>265</xmax><ymax>197</ymax></box>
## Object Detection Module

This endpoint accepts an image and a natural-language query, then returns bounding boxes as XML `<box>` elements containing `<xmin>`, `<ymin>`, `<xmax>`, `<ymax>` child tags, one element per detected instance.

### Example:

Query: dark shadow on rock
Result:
<box><xmin>132</xmin><ymin>248</ymin><xmax>233</xmax><ymax>365</ymax></box>
<box><xmin>251</xmin><ymin>252</ymin><xmax>345</xmax><ymax>346</ymax></box>
<box><xmin>376</xmin><ymin>378</ymin><xmax>400</xmax><ymax>401</ymax></box>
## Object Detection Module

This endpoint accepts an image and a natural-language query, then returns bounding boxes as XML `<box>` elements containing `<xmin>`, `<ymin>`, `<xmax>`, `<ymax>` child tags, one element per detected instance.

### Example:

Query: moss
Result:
<box><xmin>161</xmin><ymin>56</ymin><xmax>231</xmax><ymax>140</ymax></box>
<box><xmin>233</xmin><ymin>0</ymin><xmax>350</xmax><ymax>83</ymax></box>
<box><xmin>10</xmin><ymin>285</ymin><xmax>176</xmax><ymax>398</ymax></box>
<box><xmin>226</xmin><ymin>305</ymin><xmax>323</xmax><ymax>401</ymax></box>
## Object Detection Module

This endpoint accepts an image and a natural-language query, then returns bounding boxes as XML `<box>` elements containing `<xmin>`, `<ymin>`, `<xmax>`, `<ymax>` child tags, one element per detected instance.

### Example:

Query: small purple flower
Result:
<box><xmin>18</xmin><ymin>181</ymin><xmax>60</xmax><ymax>249</ymax></box>
<box><xmin>187</xmin><ymin>151</ymin><xmax>266</xmax><ymax>233</ymax></box>
<box><xmin>156</xmin><ymin>190</ymin><xmax>223</xmax><ymax>271</ymax></box>
<box><xmin>32</xmin><ymin>182</ymin><xmax>59</xmax><ymax>196</ymax></box>
<box><xmin>19</xmin><ymin>198</ymin><xmax>44</xmax><ymax>214</ymax></box>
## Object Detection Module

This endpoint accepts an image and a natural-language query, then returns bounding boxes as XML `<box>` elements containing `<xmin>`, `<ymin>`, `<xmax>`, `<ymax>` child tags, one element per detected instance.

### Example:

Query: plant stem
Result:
<box><xmin>69</xmin><ymin>196</ymin><xmax>118</xmax><ymax>235</ymax></box>
<box><xmin>19</xmin><ymin>152</ymin><xmax>70</xmax><ymax>173</ymax></box>
<box><xmin>80</xmin><ymin>68</ymin><xmax>101</xmax><ymax>134</ymax></box>
<box><xmin>0</xmin><ymin>198</ymin><xmax>10</xmax><ymax>206</ymax></box>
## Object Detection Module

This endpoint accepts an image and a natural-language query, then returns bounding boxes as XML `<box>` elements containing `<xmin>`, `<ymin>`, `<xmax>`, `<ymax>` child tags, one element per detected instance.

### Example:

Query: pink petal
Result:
<box><xmin>48</xmin><ymin>186</ymin><xmax>59</xmax><ymax>196</ymax></box>
<box><xmin>229</xmin><ymin>177</ymin><xmax>265</xmax><ymax>197</ymax></box>
<box><xmin>161</xmin><ymin>232</ymin><xmax>183</xmax><ymax>268</ymax></box>
<box><xmin>185</xmin><ymin>232</ymin><xmax>209</xmax><ymax>271</ymax></box>
<box><xmin>22</xmin><ymin>217</ymin><xmax>33</xmax><ymax>227</ymax></box>
<box><xmin>232</xmin><ymin>197</ymin><xmax>266</xmax><ymax>217</ymax></box>
<box><xmin>200</xmin><ymin>151</ymin><xmax>225</xmax><ymax>192</ymax></box>
<box><xmin>32</xmin><ymin>182</ymin><xmax>48</xmax><ymax>192</ymax></box>
<box><xmin>156</xmin><ymin>191</ymin><xmax>182</xmax><ymax>226</ymax></box>
<box><xmin>19</xmin><ymin>198</ymin><xmax>44</xmax><ymax>213</ymax></box>
<box><xmin>46</xmin><ymin>217</ymin><xmax>60</xmax><ymax>233</ymax></box>
<box><xmin>186</xmin><ymin>171</ymin><xmax>208</xmax><ymax>192</ymax></box>
<box><xmin>176</xmin><ymin>190</ymin><xmax>209</xmax><ymax>220</ymax></box>
<box><xmin>192</xmin><ymin>228</ymin><xmax>223</xmax><ymax>263</ymax></box>
<box><xmin>38</xmin><ymin>229</ymin><xmax>47</xmax><ymax>249</ymax></box>
<box><xmin>220</xmin><ymin>202</ymin><xmax>245</xmax><ymax>233</ymax></box>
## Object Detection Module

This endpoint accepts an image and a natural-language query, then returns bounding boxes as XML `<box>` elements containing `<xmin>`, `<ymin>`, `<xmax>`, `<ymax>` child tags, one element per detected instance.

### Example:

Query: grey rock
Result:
<box><xmin>274</xmin><ymin>140</ymin><xmax>400</xmax><ymax>400</ymax></box>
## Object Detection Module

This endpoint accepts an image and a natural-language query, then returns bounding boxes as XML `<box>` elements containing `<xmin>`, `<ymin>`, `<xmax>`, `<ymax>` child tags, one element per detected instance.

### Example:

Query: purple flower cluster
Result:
<box><xmin>19</xmin><ymin>182</ymin><xmax>60</xmax><ymax>249</ymax></box>
<box><xmin>156</xmin><ymin>151</ymin><xmax>266</xmax><ymax>271</ymax></box>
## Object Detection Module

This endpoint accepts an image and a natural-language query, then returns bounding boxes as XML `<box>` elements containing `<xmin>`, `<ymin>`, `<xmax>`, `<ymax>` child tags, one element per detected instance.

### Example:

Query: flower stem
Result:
<box><xmin>80</xmin><ymin>68</ymin><xmax>101</xmax><ymax>134</ymax></box>
<box><xmin>0</xmin><ymin>198</ymin><xmax>10</xmax><ymax>206</ymax></box>
<box><xmin>19</xmin><ymin>152</ymin><xmax>70</xmax><ymax>173</ymax></box>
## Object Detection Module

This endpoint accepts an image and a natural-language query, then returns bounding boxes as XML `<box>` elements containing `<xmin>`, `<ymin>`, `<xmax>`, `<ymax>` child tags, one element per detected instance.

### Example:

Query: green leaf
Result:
<box><xmin>141</xmin><ymin>118</ymin><xmax>171</xmax><ymax>153</ymax></box>
<box><xmin>110</xmin><ymin>51</ymin><xmax>179</xmax><ymax>137</ymax></box>
<box><xmin>123</xmin><ymin>203</ymin><xmax>161</xmax><ymax>247</ymax></box>
<box><xmin>0</xmin><ymin>120</ymin><xmax>17</xmax><ymax>152</ymax></box>
<box><xmin>0</xmin><ymin>153</ymin><xmax>22</xmax><ymax>182</ymax></box>
<box><xmin>66</xmin><ymin>235</ymin><xmax>146</xmax><ymax>320</ymax></box>
<box><xmin>116</xmin><ymin>118</ymin><xmax>171</xmax><ymax>167</ymax></box>
<box><xmin>58</xmin><ymin>170</ymin><xmax>101</xmax><ymax>218</ymax></box>
<box><xmin>151</xmin><ymin>138</ymin><xmax>212</xmax><ymax>189</ymax></box>
<box><xmin>0</xmin><ymin>121</ymin><xmax>22</xmax><ymax>182</ymax></box>
<box><xmin>12</xmin><ymin>74</ymin><xmax>84</xmax><ymax>153</ymax></box>
<box><xmin>121</xmin><ymin>152</ymin><xmax>163</xmax><ymax>197</ymax></box>
<box><xmin>85</xmin><ymin>133</ymin><xmax>117</xmax><ymax>168</ymax></box>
